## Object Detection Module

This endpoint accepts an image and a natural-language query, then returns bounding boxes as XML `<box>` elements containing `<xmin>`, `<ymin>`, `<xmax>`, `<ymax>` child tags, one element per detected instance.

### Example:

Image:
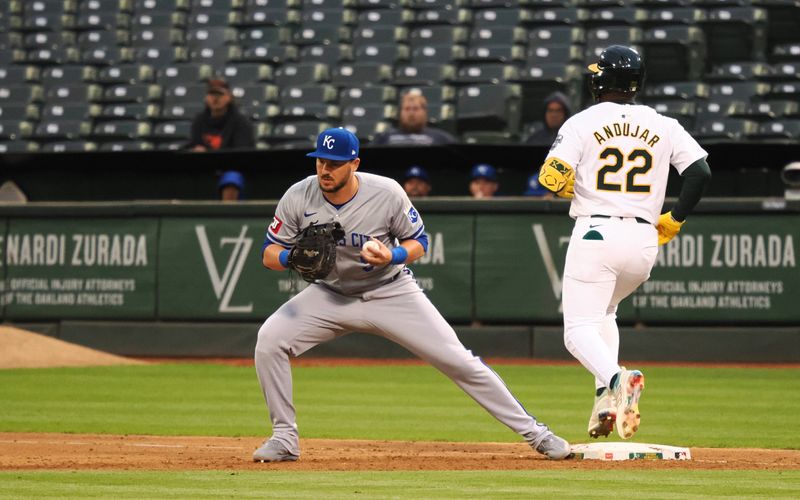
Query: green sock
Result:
<box><xmin>609</xmin><ymin>372</ymin><xmax>620</xmax><ymax>391</ymax></box>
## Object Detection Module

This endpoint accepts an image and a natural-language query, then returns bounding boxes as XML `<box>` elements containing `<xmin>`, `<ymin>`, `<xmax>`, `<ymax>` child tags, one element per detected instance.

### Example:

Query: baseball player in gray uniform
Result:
<box><xmin>253</xmin><ymin>127</ymin><xmax>571</xmax><ymax>462</ymax></box>
<box><xmin>539</xmin><ymin>46</ymin><xmax>711</xmax><ymax>440</ymax></box>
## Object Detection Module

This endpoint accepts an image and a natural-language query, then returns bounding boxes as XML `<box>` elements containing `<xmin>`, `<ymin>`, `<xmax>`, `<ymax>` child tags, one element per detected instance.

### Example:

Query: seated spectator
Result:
<box><xmin>469</xmin><ymin>163</ymin><xmax>499</xmax><ymax>199</ymax></box>
<box><xmin>525</xmin><ymin>92</ymin><xmax>571</xmax><ymax>147</ymax></box>
<box><xmin>523</xmin><ymin>174</ymin><xmax>553</xmax><ymax>198</ymax></box>
<box><xmin>403</xmin><ymin>165</ymin><xmax>432</xmax><ymax>197</ymax></box>
<box><xmin>372</xmin><ymin>91</ymin><xmax>458</xmax><ymax>146</ymax></box>
<box><xmin>219</xmin><ymin>170</ymin><xmax>245</xmax><ymax>201</ymax></box>
<box><xmin>188</xmin><ymin>78</ymin><xmax>255</xmax><ymax>151</ymax></box>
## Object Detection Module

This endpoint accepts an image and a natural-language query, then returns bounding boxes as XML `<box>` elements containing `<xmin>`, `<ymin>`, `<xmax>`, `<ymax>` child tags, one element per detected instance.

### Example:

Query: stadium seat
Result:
<box><xmin>298</xmin><ymin>44</ymin><xmax>352</xmax><ymax>63</ymax></box>
<box><xmin>0</xmin><ymin>120</ymin><xmax>34</xmax><ymax>141</ymax></box>
<box><xmin>700</xmin><ymin>7</ymin><xmax>768</xmax><ymax>64</ymax></box>
<box><xmin>461</xmin><ymin>45</ymin><xmax>525</xmax><ymax>64</ymax></box>
<box><xmin>339</xmin><ymin>85</ymin><xmax>396</xmax><ymax>107</ymax></box>
<box><xmin>456</xmin><ymin>83</ymin><xmax>522</xmax><ymax>133</ymax></box>
<box><xmin>354</xmin><ymin>44</ymin><xmax>410</xmax><ymax>64</ymax></box>
<box><xmin>97</xmin><ymin>64</ymin><xmax>156</xmax><ymax>85</ymax></box>
<box><xmin>0</xmin><ymin>140</ymin><xmax>39</xmax><ymax>153</ymax></box>
<box><xmin>410</xmin><ymin>44</ymin><xmax>466</xmax><ymax>64</ymax></box>
<box><xmin>157</xmin><ymin>63</ymin><xmax>214</xmax><ymax>87</ymax></box>
<box><xmin>528</xmin><ymin>26</ymin><xmax>586</xmax><ymax>48</ymax></box>
<box><xmin>292</xmin><ymin>26</ymin><xmax>351</xmax><ymax>46</ymax></box>
<box><xmin>645</xmin><ymin>7</ymin><xmax>706</xmax><ymax>26</ymax></box>
<box><xmin>469</xmin><ymin>26</ymin><xmax>527</xmax><ymax>48</ymax></box>
<box><xmin>274</xmin><ymin>63</ymin><xmax>330</xmax><ymax>87</ymax></box>
<box><xmin>45</xmin><ymin>84</ymin><xmax>103</xmax><ymax>103</ymax></box>
<box><xmin>525</xmin><ymin>45</ymin><xmax>582</xmax><ymax>65</ymax></box>
<box><xmin>300</xmin><ymin>8</ymin><xmax>357</xmax><ymax>28</ymax></box>
<box><xmin>279</xmin><ymin>84</ymin><xmax>338</xmax><ymax>106</ymax></box>
<box><xmin>270</xmin><ymin>120</ymin><xmax>331</xmax><ymax>144</ymax></box>
<box><xmin>41</xmin><ymin>66</ymin><xmax>97</xmax><ymax>88</ymax></box>
<box><xmin>640</xmin><ymin>25</ymin><xmax>706</xmax><ymax>82</ymax></box>
<box><xmin>230</xmin><ymin>83</ymin><xmax>280</xmax><ymax>109</ymax></box>
<box><xmin>771</xmin><ymin>42</ymin><xmax>800</xmax><ymax>62</ymax></box>
<box><xmin>393</xmin><ymin>63</ymin><xmax>455</xmax><ymax>86</ymax></box>
<box><xmin>75</xmin><ymin>12</ymin><xmax>131</xmax><ymax>31</ymax></box>
<box><xmin>0</xmin><ymin>66</ymin><xmax>40</xmax><ymax>85</ymax></box>
<box><xmin>353</xmin><ymin>26</ymin><xmax>408</xmax><ymax>46</ymax></box>
<box><xmin>587</xmin><ymin>7</ymin><xmax>647</xmax><ymax>27</ymax></box>
<box><xmin>149</xmin><ymin>120</ymin><xmax>192</xmax><ymax>142</ymax></box>
<box><xmin>413</xmin><ymin>7</ymin><xmax>471</xmax><ymax>26</ymax></box>
<box><xmin>131</xmin><ymin>27</ymin><xmax>185</xmax><ymax>47</ymax></box>
<box><xmin>644</xmin><ymin>82</ymin><xmax>710</xmax><ymax>101</ymax></box>
<box><xmin>134</xmin><ymin>0</ymin><xmax>190</xmax><ymax>13</ymax></box>
<box><xmin>22</xmin><ymin>32</ymin><xmax>75</xmax><ymax>51</ymax></box>
<box><xmin>221</xmin><ymin>63</ymin><xmax>273</xmax><ymax>84</ymax></box>
<box><xmin>462</xmin><ymin>130</ymin><xmax>518</xmax><ymax>144</ymax></box>
<box><xmin>42</xmin><ymin>102</ymin><xmax>102</xmax><ymax>121</ymax></box>
<box><xmin>768</xmin><ymin>81</ymin><xmax>800</xmax><ymax>100</ymax></box>
<box><xmin>100</xmin><ymin>84</ymin><xmax>162</xmax><ymax>104</ymax></box>
<box><xmin>734</xmin><ymin>100</ymin><xmax>800</xmax><ymax>121</ymax></box>
<box><xmin>32</xmin><ymin>120</ymin><xmax>92</xmax><ymax>140</ymax></box>
<box><xmin>161</xmin><ymin>102</ymin><xmax>204</xmax><ymax>121</ymax></box>
<box><xmin>454</xmin><ymin>63</ymin><xmax>520</xmax><ymax>84</ymax></box>
<box><xmin>99</xmin><ymin>141</ymin><xmax>155</xmax><ymax>151</ymax></box>
<box><xmin>0</xmin><ymin>84</ymin><xmax>44</xmax><ymax>105</ymax></box>
<box><xmin>409</xmin><ymin>26</ymin><xmax>469</xmax><ymax>49</ymax></box>
<box><xmin>0</xmin><ymin>103</ymin><xmax>39</xmax><ymax>122</ymax></box>
<box><xmin>649</xmin><ymin>100</ymin><xmax>697</xmax><ymax>131</ymax></box>
<box><xmin>40</xmin><ymin>141</ymin><xmax>96</xmax><ymax>152</ymax></box>
<box><xmin>769</xmin><ymin>62</ymin><xmax>800</xmax><ymax>82</ymax></box>
<box><xmin>708</xmin><ymin>81</ymin><xmax>771</xmax><ymax>104</ymax></box>
<box><xmin>356</xmin><ymin>8</ymin><xmax>413</xmax><ymax>27</ymax></box>
<box><xmin>77</xmin><ymin>30</ymin><xmax>131</xmax><ymax>50</ymax></box>
<box><xmin>341</xmin><ymin>103</ymin><xmax>395</xmax><ymax>123</ymax></box>
<box><xmin>694</xmin><ymin>117</ymin><xmax>758</xmax><ymax>141</ymax></box>
<box><xmin>749</xmin><ymin>120</ymin><xmax>800</xmax><ymax>140</ymax></box>
<box><xmin>187</xmin><ymin>11</ymin><xmax>233</xmax><ymax>29</ymax></box>
<box><xmin>186</xmin><ymin>27</ymin><xmax>238</xmax><ymax>49</ymax></box>
<box><xmin>90</xmin><ymin>120</ymin><xmax>151</xmax><ymax>141</ymax></box>
<box><xmin>528</xmin><ymin>7</ymin><xmax>589</xmax><ymax>26</ymax></box>
<box><xmin>132</xmin><ymin>11</ymin><xmax>187</xmax><ymax>29</ymax></box>
<box><xmin>136</xmin><ymin>47</ymin><xmax>189</xmax><ymax>67</ymax></box>
<box><xmin>342</xmin><ymin>120</ymin><xmax>390</xmax><ymax>143</ymax></box>
<box><xmin>239</xmin><ymin>27</ymin><xmax>292</xmax><ymax>47</ymax></box>
<box><xmin>235</xmin><ymin>44</ymin><xmax>298</xmax><ymax>64</ymax></box>
<box><xmin>101</xmin><ymin>103</ymin><xmax>160</xmax><ymax>121</ymax></box>
<box><xmin>473</xmin><ymin>8</ymin><xmax>533</xmax><ymax>27</ymax></box>
<box><xmin>332</xmin><ymin>62</ymin><xmax>394</xmax><ymax>86</ymax></box>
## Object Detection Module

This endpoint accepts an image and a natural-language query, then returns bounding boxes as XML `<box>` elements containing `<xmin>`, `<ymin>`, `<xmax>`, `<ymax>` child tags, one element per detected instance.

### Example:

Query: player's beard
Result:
<box><xmin>318</xmin><ymin>172</ymin><xmax>350</xmax><ymax>193</ymax></box>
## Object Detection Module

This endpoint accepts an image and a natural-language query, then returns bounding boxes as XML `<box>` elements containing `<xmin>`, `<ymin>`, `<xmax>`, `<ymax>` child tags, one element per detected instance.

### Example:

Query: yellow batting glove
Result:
<box><xmin>539</xmin><ymin>158</ymin><xmax>575</xmax><ymax>199</ymax></box>
<box><xmin>656</xmin><ymin>211</ymin><xmax>684</xmax><ymax>245</ymax></box>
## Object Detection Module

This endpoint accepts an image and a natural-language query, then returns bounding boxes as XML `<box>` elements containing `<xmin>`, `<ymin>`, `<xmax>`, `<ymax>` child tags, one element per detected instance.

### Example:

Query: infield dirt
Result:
<box><xmin>1</xmin><ymin>433</ymin><xmax>798</xmax><ymax>471</ymax></box>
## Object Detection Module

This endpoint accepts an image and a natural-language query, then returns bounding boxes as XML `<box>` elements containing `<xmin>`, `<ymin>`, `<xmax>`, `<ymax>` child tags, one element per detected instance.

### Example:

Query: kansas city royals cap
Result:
<box><xmin>471</xmin><ymin>163</ymin><xmax>497</xmax><ymax>181</ymax></box>
<box><xmin>523</xmin><ymin>174</ymin><xmax>549</xmax><ymax>196</ymax></box>
<box><xmin>218</xmin><ymin>170</ymin><xmax>245</xmax><ymax>190</ymax></box>
<box><xmin>307</xmin><ymin>127</ymin><xmax>359</xmax><ymax>161</ymax></box>
<box><xmin>404</xmin><ymin>165</ymin><xmax>430</xmax><ymax>182</ymax></box>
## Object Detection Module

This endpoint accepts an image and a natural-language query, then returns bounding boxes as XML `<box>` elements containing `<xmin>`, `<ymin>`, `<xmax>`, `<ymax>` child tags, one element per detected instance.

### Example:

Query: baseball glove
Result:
<box><xmin>287</xmin><ymin>221</ymin><xmax>345</xmax><ymax>282</ymax></box>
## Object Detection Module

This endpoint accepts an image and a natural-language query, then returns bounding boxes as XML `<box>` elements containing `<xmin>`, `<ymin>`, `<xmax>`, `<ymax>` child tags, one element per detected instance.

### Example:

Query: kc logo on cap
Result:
<box><xmin>307</xmin><ymin>127</ymin><xmax>360</xmax><ymax>161</ymax></box>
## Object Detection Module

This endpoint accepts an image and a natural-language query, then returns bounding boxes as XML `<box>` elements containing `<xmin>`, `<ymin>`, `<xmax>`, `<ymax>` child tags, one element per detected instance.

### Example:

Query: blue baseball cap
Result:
<box><xmin>306</xmin><ymin>127</ymin><xmax>359</xmax><ymax>161</ymax></box>
<box><xmin>404</xmin><ymin>165</ymin><xmax>430</xmax><ymax>182</ymax></box>
<box><xmin>524</xmin><ymin>174</ymin><xmax>550</xmax><ymax>196</ymax></box>
<box><xmin>471</xmin><ymin>163</ymin><xmax>497</xmax><ymax>181</ymax></box>
<box><xmin>219</xmin><ymin>170</ymin><xmax>245</xmax><ymax>190</ymax></box>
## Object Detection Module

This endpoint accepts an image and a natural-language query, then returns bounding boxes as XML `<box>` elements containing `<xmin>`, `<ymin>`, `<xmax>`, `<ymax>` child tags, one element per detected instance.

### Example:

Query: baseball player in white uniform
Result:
<box><xmin>538</xmin><ymin>46</ymin><xmax>712</xmax><ymax>440</ymax></box>
<box><xmin>253</xmin><ymin>127</ymin><xmax>571</xmax><ymax>462</ymax></box>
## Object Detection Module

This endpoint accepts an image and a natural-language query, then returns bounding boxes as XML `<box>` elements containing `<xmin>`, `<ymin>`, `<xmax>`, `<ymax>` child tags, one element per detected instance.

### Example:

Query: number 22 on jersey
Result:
<box><xmin>596</xmin><ymin>147</ymin><xmax>652</xmax><ymax>193</ymax></box>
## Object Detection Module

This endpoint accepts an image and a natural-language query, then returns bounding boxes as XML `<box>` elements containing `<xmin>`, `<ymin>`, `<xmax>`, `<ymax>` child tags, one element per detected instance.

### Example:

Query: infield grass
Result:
<box><xmin>0</xmin><ymin>363</ymin><xmax>797</xmax><ymax>449</ymax></box>
<box><xmin>1</xmin><ymin>470</ymin><xmax>799</xmax><ymax>499</ymax></box>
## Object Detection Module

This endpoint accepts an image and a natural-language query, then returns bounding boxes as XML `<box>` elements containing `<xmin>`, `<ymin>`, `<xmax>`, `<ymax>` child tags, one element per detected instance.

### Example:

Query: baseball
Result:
<box><xmin>363</xmin><ymin>240</ymin><xmax>381</xmax><ymax>253</ymax></box>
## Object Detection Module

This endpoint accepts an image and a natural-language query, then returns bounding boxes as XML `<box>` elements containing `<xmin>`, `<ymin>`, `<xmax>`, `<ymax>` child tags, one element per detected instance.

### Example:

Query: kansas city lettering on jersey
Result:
<box><xmin>593</xmin><ymin>122</ymin><xmax>661</xmax><ymax>148</ymax></box>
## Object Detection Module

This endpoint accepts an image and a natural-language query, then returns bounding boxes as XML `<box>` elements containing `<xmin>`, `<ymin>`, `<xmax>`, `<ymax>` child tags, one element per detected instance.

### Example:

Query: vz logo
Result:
<box><xmin>407</xmin><ymin>206</ymin><xmax>419</xmax><ymax>223</ymax></box>
<box><xmin>195</xmin><ymin>225</ymin><xmax>253</xmax><ymax>313</ymax></box>
<box><xmin>323</xmin><ymin>135</ymin><xmax>335</xmax><ymax>149</ymax></box>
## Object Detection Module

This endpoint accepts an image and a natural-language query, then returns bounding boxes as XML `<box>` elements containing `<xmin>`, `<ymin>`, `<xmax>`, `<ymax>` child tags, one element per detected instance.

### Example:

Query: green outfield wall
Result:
<box><xmin>0</xmin><ymin>198</ymin><xmax>798</xmax><ymax>326</ymax></box>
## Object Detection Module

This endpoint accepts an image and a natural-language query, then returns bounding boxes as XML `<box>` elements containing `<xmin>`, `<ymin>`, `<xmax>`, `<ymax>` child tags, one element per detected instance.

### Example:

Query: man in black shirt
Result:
<box><xmin>188</xmin><ymin>79</ymin><xmax>255</xmax><ymax>151</ymax></box>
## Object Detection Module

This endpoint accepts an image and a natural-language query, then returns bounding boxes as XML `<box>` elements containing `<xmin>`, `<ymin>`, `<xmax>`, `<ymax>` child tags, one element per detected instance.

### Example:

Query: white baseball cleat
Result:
<box><xmin>587</xmin><ymin>389</ymin><xmax>616</xmax><ymax>439</ymax></box>
<box><xmin>253</xmin><ymin>439</ymin><xmax>299</xmax><ymax>462</ymax></box>
<box><xmin>612</xmin><ymin>368</ymin><xmax>645</xmax><ymax>440</ymax></box>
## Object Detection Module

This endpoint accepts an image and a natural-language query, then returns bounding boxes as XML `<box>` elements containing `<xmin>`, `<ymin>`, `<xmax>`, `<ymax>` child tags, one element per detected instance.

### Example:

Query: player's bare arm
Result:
<box><xmin>262</xmin><ymin>243</ymin><xmax>289</xmax><ymax>270</ymax></box>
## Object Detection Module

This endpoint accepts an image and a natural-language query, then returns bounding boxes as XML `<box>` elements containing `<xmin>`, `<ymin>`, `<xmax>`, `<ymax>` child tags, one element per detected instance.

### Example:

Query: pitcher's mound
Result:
<box><xmin>0</xmin><ymin>326</ymin><xmax>146</xmax><ymax>369</ymax></box>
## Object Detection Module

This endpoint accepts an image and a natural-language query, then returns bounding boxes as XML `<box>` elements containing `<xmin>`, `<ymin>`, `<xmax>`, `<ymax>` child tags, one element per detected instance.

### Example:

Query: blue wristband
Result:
<box><xmin>390</xmin><ymin>246</ymin><xmax>408</xmax><ymax>265</ymax></box>
<box><xmin>279</xmin><ymin>249</ymin><xmax>290</xmax><ymax>268</ymax></box>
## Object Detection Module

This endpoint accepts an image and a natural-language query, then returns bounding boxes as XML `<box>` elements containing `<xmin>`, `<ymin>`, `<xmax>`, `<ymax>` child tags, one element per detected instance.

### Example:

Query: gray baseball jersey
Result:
<box><xmin>255</xmin><ymin>171</ymin><xmax>557</xmax><ymax>458</ymax></box>
<box><xmin>265</xmin><ymin>172</ymin><xmax>424</xmax><ymax>295</ymax></box>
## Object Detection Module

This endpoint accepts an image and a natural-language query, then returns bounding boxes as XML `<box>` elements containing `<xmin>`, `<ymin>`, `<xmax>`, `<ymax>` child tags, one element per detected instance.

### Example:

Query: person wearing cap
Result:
<box><xmin>371</xmin><ymin>92</ymin><xmax>458</xmax><ymax>146</ymax></box>
<box><xmin>218</xmin><ymin>170</ymin><xmax>245</xmax><ymax>201</ymax></box>
<box><xmin>403</xmin><ymin>165</ymin><xmax>432</xmax><ymax>197</ymax></box>
<box><xmin>188</xmin><ymin>78</ymin><xmax>255</xmax><ymax>151</ymax></box>
<box><xmin>523</xmin><ymin>173</ymin><xmax>553</xmax><ymax>198</ymax></box>
<box><xmin>469</xmin><ymin>163</ymin><xmax>499</xmax><ymax>199</ymax></box>
<box><xmin>251</xmin><ymin>126</ymin><xmax>571</xmax><ymax>464</ymax></box>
